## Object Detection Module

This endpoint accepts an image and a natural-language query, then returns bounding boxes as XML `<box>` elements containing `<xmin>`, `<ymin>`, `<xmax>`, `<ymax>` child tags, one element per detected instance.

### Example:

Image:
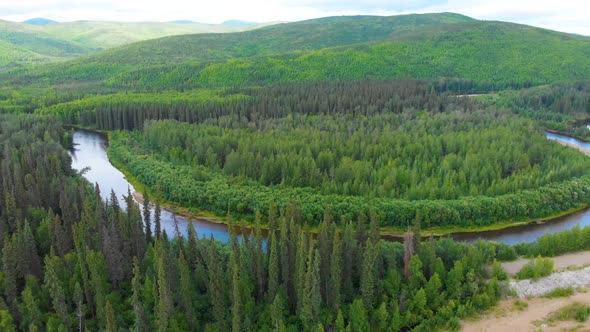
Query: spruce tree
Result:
<box><xmin>267</xmin><ymin>230</ymin><xmax>280</xmax><ymax>301</ymax></box>
<box><xmin>143</xmin><ymin>190</ymin><xmax>152</xmax><ymax>242</ymax></box>
<box><xmin>131</xmin><ymin>257</ymin><xmax>148</xmax><ymax>332</ymax></box>
<box><xmin>105</xmin><ymin>300</ymin><xmax>117</xmax><ymax>332</ymax></box>
<box><xmin>330</xmin><ymin>229</ymin><xmax>342</xmax><ymax>312</ymax></box>
<box><xmin>156</xmin><ymin>242</ymin><xmax>172</xmax><ymax>331</ymax></box>
<box><xmin>178</xmin><ymin>252</ymin><xmax>196</xmax><ymax>331</ymax></box>
<box><xmin>154</xmin><ymin>196</ymin><xmax>162</xmax><ymax>239</ymax></box>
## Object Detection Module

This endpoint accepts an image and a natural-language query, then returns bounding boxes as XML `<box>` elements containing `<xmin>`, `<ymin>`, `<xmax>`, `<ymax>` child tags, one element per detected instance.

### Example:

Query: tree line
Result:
<box><xmin>0</xmin><ymin>113</ymin><xmax>509</xmax><ymax>331</ymax></box>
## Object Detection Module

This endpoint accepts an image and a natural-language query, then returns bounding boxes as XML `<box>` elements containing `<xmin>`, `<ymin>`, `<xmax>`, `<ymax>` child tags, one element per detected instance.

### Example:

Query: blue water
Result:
<box><xmin>69</xmin><ymin>129</ymin><xmax>233</xmax><ymax>242</ymax></box>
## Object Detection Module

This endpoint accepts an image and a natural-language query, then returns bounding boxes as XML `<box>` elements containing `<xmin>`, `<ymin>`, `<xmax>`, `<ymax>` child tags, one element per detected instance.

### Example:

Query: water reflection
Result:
<box><xmin>69</xmin><ymin>129</ymin><xmax>233</xmax><ymax>242</ymax></box>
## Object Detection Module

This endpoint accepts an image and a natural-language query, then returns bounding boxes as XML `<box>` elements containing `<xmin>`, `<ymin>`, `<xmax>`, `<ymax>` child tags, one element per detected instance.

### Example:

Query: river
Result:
<box><xmin>68</xmin><ymin>129</ymin><xmax>233</xmax><ymax>242</ymax></box>
<box><xmin>68</xmin><ymin>129</ymin><xmax>590</xmax><ymax>245</ymax></box>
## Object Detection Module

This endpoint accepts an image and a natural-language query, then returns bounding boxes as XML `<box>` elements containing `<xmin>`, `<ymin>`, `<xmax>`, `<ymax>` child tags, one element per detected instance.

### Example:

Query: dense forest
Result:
<box><xmin>0</xmin><ymin>113</ymin><xmax>512</xmax><ymax>331</ymax></box>
<box><xmin>89</xmin><ymin>81</ymin><xmax>590</xmax><ymax>228</ymax></box>
<box><xmin>489</xmin><ymin>81</ymin><xmax>590</xmax><ymax>140</ymax></box>
<box><xmin>3</xmin><ymin>11</ymin><xmax>590</xmax><ymax>331</ymax></box>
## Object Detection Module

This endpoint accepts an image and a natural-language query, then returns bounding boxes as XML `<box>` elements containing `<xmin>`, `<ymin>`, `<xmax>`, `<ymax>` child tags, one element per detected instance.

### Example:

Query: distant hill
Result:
<box><xmin>68</xmin><ymin>13</ymin><xmax>474</xmax><ymax>67</ymax></box>
<box><xmin>92</xmin><ymin>20</ymin><xmax>590</xmax><ymax>92</ymax></box>
<box><xmin>0</xmin><ymin>20</ymin><xmax>95</xmax><ymax>69</ymax></box>
<box><xmin>223</xmin><ymin>20</ymin><xmax>258</xmax><ymax>26</ymax></box>
<box><xmin>23</xmin><ymin>17</ymin><xmax>59</xmax><ymax>25</ymax></box>
<box><xmin>0</xmin><ymin>19</ymin><xmax>276</xmax><ymax>70</ymax></box>
<box><xmin>6</xmin><ymin>12</ymin><xmax>590</xmax><ymax>93</ymax></box>
<box><xmin>23</xmin><ymin>18</ymin><xmax>58</xmax><ymax>25</ymax></box>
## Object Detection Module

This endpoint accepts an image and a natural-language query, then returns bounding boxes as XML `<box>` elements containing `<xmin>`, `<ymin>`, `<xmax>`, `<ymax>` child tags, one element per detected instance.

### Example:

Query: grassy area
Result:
<box><xmin>546</xmin><ymin>303</ymin><xmax>590</xmax><ymax>323</ymax></box>
<box><xmin>543</xmin><ymin>288</ymin><xmax>575</xmax><ymax>299</ymax></box>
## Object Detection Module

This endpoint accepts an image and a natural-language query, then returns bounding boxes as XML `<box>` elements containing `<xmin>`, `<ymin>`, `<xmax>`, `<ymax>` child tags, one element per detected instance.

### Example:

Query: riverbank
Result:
<box><xmin>463</xmin><ymin>249</ymin><xmax>590</xmax><ymax>331</ymax></box>
<box><xmin>555</xmin><ymin>140</ymin><xmax>590</xmax><ymax>156</ymax></box>
<box><xmin>503</xmin><ymin>251</ymin><xmax>590</xmax><ymax>275</ymax></box>
<box><xmin>114</xmin><ymin>142</ymin><xmax>590</xmax><ymax>242</ymax></box>
<box><xmin>69</xmin><ymin>125</ymin><xmax>590</xmax><ymax>243</ymax></box>
<box><xmin>381</xmin><ymin>204</ymin><xmax>590</xmax><ymax>239</ymax></box>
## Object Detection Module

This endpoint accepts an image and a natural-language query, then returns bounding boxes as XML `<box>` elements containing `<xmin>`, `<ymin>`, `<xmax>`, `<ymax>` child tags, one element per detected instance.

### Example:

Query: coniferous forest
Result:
<box><xmin>0</xmin><ymin>112</ymin><xmax>510</xmax><ymax>331</ymax></box>
<box><xmin>2</xmin><ymin>10</ymin><xmax>590</xmax><ymax>332</ymax></box>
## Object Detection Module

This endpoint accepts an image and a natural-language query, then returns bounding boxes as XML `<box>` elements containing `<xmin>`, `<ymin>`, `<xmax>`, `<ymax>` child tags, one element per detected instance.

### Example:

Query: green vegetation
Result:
<box><xmin>487</xmin><ymin>81</ymin><xmax>590</xmax><ymax>140</ymax></box>
<box><xmin>5</xmin><ymin>10</ymin><xmax>590</xmax><ymax>332</ymax></box>
<box><xmin>512</xmin><ymin>299</ymin><xmax>529</xmax><ymax>311</ymax></box>
<box><xmin>0</xmin><ymin>18</ymin><xmax>273</xmax><ymax>70</ymax></box>
<box><xmin>515</xmin><ymin>257</ymin><xmax>554</xmax><ymax>280</ymax></box>
<box><xmin>0</xmin><ymin>113</ymin><xmax>507</xmax><ymax>331</ymax></box>
<box><xmin>514</xmin><ymin>225</ymin><xmax>590</xmax><ymax>257</ymax></box>
<box><xmin>36</xmin><ymin>89</ymin><xmax>251</xmax><ymax>127</ymax></box>
<box><xmin>73</xmin><ymin>13</ymin><xmax>473</xmax><ymax>67</ymax></box>
<box><xmin>547</xmin><ymin>303</ymin><xmax>590</xmax><ymax>323</ymax></box>
<box><xmin>87</xmin><ymin>81</ymin><xmax>590</xmax><ymax>228</ymax></box>
<box><xmin>543</xmin><ymin>287</ymin><xmax>574</xmax><ymax>298</ymax></box>
<box><xmin>8</xmin><ymin>17</ymin><xmax>590</xmax><ymax>94</ymax></box>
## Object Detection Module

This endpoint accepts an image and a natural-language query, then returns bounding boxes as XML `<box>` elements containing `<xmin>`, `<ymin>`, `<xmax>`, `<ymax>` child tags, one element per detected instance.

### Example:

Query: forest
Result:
<box><xmin>81</xmin><ymin>80</ymin><xmax>590</xmax><ymax>228</ymax></box>
<box><xmin>0</xmin><ymin>112</ymin><xmax>512</xmax><ymax>331</ymax></box>
<box><xmin>488</xmin><ymin>81</ymin><xmax>590</xmax><ymax>140</ymax></box>
<box><xmin>2</xmin><ymin>11</ymin><xmax>590</xmax><ymax>331</ymax></box>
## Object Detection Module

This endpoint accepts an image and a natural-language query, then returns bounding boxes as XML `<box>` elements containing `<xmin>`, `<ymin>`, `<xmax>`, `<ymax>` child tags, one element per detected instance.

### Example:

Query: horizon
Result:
<box><xmin>1</xmin><ymin>0</ymin><xmax>589</xmax><ymax>36</ymax></box>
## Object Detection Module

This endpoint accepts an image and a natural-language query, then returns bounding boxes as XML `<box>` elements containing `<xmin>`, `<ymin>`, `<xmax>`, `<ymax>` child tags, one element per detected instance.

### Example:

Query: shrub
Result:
<box><xmin>446</xmin><ymin>317</ymin><xmax>461</xmax><ymax>331</ymax></box>
<box><xmin>516</xmin><ymin>257</ymin><xmax>554</xmax><ymax>280</ymax></box>
<box><xmin>543</xmin><ymin>287</ymin><xmax>574</xmax><ymax>298</ymax></box>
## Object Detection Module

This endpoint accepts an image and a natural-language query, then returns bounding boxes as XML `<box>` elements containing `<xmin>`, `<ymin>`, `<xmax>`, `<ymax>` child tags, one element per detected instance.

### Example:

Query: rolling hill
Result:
<box><xmin>0</xmin><ymin>19</ymin><xmax>276</xmax><ymax>70</ymax></box>
<box><xmin>65</xmin><ymin>13</ymin><xmax>474</xmax><ymax>67</ymax></box>
<box><xmin>9</xmin><ymin>13</ymin><xmax>589</xmax><ymax>94</ymax></box>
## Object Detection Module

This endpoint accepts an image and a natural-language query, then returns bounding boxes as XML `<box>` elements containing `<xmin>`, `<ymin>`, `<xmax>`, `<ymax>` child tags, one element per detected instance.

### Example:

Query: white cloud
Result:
<box><xmin>0</xmin><ymin>0</ymin><xmax>588</xmax><ymax>35</ymax></box>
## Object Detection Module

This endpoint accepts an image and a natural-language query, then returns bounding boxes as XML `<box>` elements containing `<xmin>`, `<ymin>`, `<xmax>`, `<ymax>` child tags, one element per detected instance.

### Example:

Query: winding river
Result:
<box><xmin>68</xmin><ymin>129</ymin><xmax>590</xmax><ymax>245</ymax></box>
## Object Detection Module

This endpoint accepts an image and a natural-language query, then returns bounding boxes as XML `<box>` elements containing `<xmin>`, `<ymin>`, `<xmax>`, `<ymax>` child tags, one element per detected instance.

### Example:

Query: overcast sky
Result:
<box><xmin>1</xmin><ymin>0</ymin><xmax>588</xmax><ymax>35</ymax></box>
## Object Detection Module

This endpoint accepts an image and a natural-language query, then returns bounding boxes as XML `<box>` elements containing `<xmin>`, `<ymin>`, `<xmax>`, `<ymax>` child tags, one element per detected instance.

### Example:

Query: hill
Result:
<box><xmin>11</xmin><ymin>13</ymin><xmax>589</xmax><ymax>93</ymax></box>
<box><xmin>37</xmin><ymin>20</ymin><xmax>276</xmax><ymax>49</ymax></box>
<box><xmin>104</xmin><ymin>20</ymin><xmax>590</xmax><ymax>91</ymax></box>
<box><xmin>23</xmin><ymin>18</ymin><xmax>58</xmax><ymax>25</ymax></box>
<box><xmin>0</xmin><ymin>19</ymin><xmax>275</xmax><ymax>69</ymax></box>
<box><xmin>65</xmin><ymin>13</ymin><xmax>474</xmax><ymax>67</ymax></box>
<box><xmin>0</xmin><ymin>20</ymin><xmax>95</xmax><ymax>70</ymax></box>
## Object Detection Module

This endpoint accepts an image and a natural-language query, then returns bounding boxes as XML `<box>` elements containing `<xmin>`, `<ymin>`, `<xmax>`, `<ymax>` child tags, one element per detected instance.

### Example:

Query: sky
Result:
<box><xmin>1</xmin><ymin>0</ymin><xmax>589</xmax><ymax>35</ymax></box>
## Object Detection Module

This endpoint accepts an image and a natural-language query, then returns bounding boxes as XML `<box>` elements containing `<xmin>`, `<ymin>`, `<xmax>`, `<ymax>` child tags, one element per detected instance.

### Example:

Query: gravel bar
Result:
<box><xmin>510</xmin><ymin>266</ymin><xmax>590</xmax><ymax>297</ymax></box>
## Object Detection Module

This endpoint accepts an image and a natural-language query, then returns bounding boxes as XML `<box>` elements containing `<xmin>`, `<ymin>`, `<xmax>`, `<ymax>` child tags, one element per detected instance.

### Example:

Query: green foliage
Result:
<box><xmin>445</xmin><ymin>317</ymin><xmax>461</xmax><ymax>331</ymax></box>
<box><xmin>543</xmin><ymin>287</ymin><xmax>574</xmax><ymax>299</ymax></box>
<box><xmin>514</xmin><ymin>225</ymin><xmax>590</xmax><ymax>257</ymax></box>
<box><xmin>0</xmin><ymin>113</ymin><xmax>513</xmax><ymax>331</ymax></box>
<box><xmin>6</xmin><ymin>15</ymin><xmax>590</xmax><ymax>93</ymax></box>
<box><xmin>491</xmin><ymin>260</ymin><xmax>508</xmax><ymax>281</ymax></box>
<box><xmin>515</xmin><ymin>257</ymin><xmax>554</xmax><ymax>280</ymax></box>
<box><xmin>0</xmin><ymin>19</ymin><xmax>267</xmax><ymax>70</ymax></box>
<box><xmin>32</xmin><ymin>13</ymin><xmax>473</xmax><ymax>72</ymax></box>
<box><xmin>548</xmin><ymin>303</ymin><xmax>590</xmax><ymax>323</ymax></box>
<box><xmin>36</xmin><ymin>89</ymin><xmax>250</xmax><ymax>128</ymax></box>
<box><xmin>490</xmin><ymin>81</ymin><xmax>590</xmax><ymax>140</ymax></box>
<box><xmin>103</xmin><ymin>81</ymin><xmax>590</xmax><ymax>229</ymax></box>
<box><xmin>102</xmin><ymin>22</ymin><xmax>590</xmax><ymax>91</ymax></box>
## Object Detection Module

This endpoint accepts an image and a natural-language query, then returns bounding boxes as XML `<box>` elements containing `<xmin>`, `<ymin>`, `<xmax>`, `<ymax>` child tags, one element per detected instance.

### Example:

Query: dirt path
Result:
<box><xmin>462</xmin><ymin>293</ymin><xmax>590</xmax><ymax>332</ymax></box>
<box><xmin>503</xmin><ymin>250</ymin><xmax>590</xmax><ymax>275</ymax></box>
